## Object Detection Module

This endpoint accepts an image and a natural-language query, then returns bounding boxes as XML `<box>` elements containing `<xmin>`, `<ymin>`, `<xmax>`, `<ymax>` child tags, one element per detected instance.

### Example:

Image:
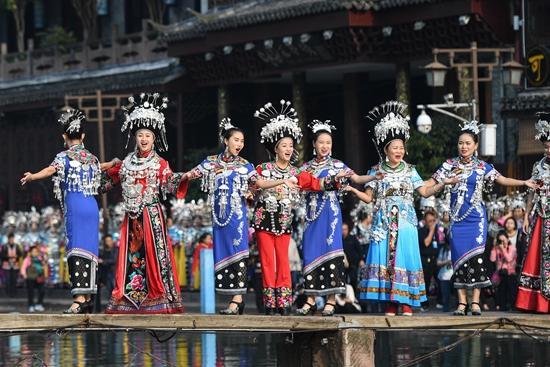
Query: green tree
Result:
<box><xmin>406</xmin><ymin>114</ymin><xmax>462</xmax><ymax>178</ymax></box>
<box><xmin>3</xmin><ymin>0</ymin><xmax>28</xmax><ymax>52</ymax></box>
<box><xmin>37</xmin><ymin>26</ymin><xmax>77</xmax><ymax>52</ymax></box>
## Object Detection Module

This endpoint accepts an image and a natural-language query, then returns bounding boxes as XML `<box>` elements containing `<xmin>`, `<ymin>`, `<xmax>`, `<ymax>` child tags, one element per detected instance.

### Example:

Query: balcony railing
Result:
<box><xmin>0</xmin><ymin>20</ymin><xmax>168</xmax><ymax>82</ymax></box>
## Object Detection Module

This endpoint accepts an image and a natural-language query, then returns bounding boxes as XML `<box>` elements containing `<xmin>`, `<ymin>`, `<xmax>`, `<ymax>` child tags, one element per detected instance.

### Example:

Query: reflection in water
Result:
<box><xmin>375</xmin><ymin>331</ymin><xmax>550</xmax><ymax>367</ymax></box>
<box><xmin>0</xmin><ymin>330</ymin><xmax>548</xmax><ymax>366</ymax></box>
<box><xmin>0</xmin><ymin>331</ymin><xmax>281</xmax><ymax>367</ymax></box>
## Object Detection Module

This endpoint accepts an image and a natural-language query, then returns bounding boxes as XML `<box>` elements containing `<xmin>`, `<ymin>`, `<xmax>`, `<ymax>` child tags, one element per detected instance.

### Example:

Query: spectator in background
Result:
<box><xmin>288</xmin><ymin>237</ymin><xmax>302</xmax><ymax>291</ymax></box>
<box><xmin>1</xmin><ymin>233</ymin><xmax>24</xmax><ymax>297</ymax></box>
<box><xmin>417</xmin><ymin>210</ymin><xmax>440</xmax><ymax>311</ymax></box>
<box><xmin>20</xmin><ymin>245</ymin><xmax>47</xmax><ymax>312</ymax></box>
<box><xmin>342</xmin><ymin>222</ymin><xmax>364</xmax><ymax>295</ymax></box>
<box><xmin>503</xmin><ymin>217</ymin><xmax>526</xmax><ymax>274</ymax></box>
<box><xmin>190</xmin><ymin>233</ymin><xmax>213</xmax><ymax>290</ymax></box>
<box><xmin>98</xmin><ymin>234</ymin><xmax>118</xmax><ymax>311</ymax></box>
<box><xmin>490</xmin><ymin>231</ymin><xmax>518</xmax><ymax>311</ymax></box>
<box><xmin>436</xmin><ymin>239</ymin><xmax>453</xmax><ymax>312</ymax></box>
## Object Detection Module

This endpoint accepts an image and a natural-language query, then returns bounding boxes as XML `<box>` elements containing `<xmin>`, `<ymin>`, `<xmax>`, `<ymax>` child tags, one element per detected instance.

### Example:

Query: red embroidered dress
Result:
<box><xmin>101</xmin><ymin>150</ymin><xmax>188</xmax><ymax>313</ymax></box>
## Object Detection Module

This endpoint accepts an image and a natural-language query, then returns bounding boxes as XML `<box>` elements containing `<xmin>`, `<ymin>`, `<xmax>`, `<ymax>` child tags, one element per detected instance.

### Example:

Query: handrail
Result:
<box><xmin>0</xmin><ymin>20</ymin><xmax>167</xmax><ymax>82</ymax></box>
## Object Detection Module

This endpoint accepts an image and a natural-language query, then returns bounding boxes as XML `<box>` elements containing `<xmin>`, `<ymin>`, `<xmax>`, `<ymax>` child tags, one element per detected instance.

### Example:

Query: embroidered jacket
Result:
<box><xmin>101</xmin><ymin>150</ymin><xmax>188</xmax><ymax>218</ymax></box>
<box><xmin>252</xmin><ymin>162</ymin><xmax>337</xmax><ymax>235</ymax></box>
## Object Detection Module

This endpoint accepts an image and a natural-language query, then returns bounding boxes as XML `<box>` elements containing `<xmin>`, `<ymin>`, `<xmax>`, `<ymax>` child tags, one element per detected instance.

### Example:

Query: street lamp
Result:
<box><xmin>422</xmin><ymin>42</ymin><xmax>526</xmax><ymax>118</ymax></box>
<box><xmin>416</xmin><ymin>95</ymin><xmax>497</xmax><ymax>156</ymax></box>
<box><xmin>423</xmin><ymin>59</ymin><xmax>449</xmax><ymax>87</ymax></box>
<box><xmin>502</xmin><ymin>60</ymin><xmax>526</xmax><ymax>86</ymax></box>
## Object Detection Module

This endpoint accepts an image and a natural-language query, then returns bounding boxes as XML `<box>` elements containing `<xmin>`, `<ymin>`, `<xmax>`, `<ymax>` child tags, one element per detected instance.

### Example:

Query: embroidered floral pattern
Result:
<box><xmin>263</xmin><ymin>287</ymin><xmax>276</xmax><ymax>309</ymax></box>
<box><xmin>276</xmin><ymin>287</ymin><xmax>293</xmax><ymax>308</ymax></box>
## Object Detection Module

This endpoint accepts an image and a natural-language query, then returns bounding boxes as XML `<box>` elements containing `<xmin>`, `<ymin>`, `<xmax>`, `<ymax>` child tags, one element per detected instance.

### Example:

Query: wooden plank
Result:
<box><xmin>0</xmin><ymin>314</ymin><xmax>548</xmax><ymax>332</ymax></box>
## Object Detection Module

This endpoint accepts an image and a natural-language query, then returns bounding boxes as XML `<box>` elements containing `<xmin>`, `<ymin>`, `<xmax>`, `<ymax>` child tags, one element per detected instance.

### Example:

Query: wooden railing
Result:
<box><xmin>0</xmin><ymin>20</ymin><xmax>168</xmax><ymax>82</ymax></box>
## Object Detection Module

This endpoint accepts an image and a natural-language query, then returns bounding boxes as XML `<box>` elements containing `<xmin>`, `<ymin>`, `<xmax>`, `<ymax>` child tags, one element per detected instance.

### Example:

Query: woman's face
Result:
<box><xmin>512</xmin><ymin>208</ymin><xmax>524</xmax><ymax>220</ymax></box>
<box><xmin>205</xmin><ymin>234</ymin><xmax>213</xmax><ymax>244</ymax></box>
<box><xmin>136</xmin><ymin>129</ymin><xmax>155</xmax><ymax>152</ymax></box>
<box><xmin>314</xmin><ymin>132</ymin><xmax>332</xmax><ymax>158</ymax></box>
<box><xmin>224</xmin><ymin>131</ymin><xmax>244</xmax><ymax>156</ymax></box>
<box><xmin>543</xmin><ymin>141</ymin><xmax>550</xmax><ymax>157</ymax></box>
<box><xmin>504</xmin><ymin>218</ymin><xmax>516</xmax><ymax>232</ymax></box>
<box><xmin>498</xmin><ymin>235</ymin><xmax>509</xmax><ymax>247</ymax></box>
<box><xmin>384</xmin><ymin>140</ymin><xmax>405</xmax><ymax>165</ymax></box>
<box><xmin>457</xmin><ymin>133</ymin><xmax>478</xmax><ymax>159</ymax></box>
<box><xmin>275</xmin><ymin>137</ymin><xmax>294</xmax><ymax>163</ymax></box>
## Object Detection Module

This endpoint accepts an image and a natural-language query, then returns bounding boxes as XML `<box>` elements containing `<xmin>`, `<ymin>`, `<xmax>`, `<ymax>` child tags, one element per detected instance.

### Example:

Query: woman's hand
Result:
<box><xmin>524</xmin><ymin>179</ymin><xmax>539</xmax><ymax>190</ymax></box>
<box><xmin>336</xmin><ymin>169</ymin><xmax>354</xmax><ymax>180</ymax></box>
<box><xmin>443</xmin><ymin>176</ymin><xmax>459</xmax><ymax>185</ymax></box>
<box><xmin>20</xmin><ymin>172</ymin><xmax>33</xmax><ymax>186</ymax></box>
<box><xmin>522</xmin><ymin>215</ymin><xmax>530</xmax><ymax>234</ymax></box>
<box><xmin>284</xmin><ymin>178</ymin><xmax>299</xmax><ymax>189</ymax></box>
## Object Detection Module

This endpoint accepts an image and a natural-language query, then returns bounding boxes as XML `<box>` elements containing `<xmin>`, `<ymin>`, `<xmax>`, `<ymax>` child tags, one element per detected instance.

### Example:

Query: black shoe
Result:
<box><xmin>265</xmin><ymin>307</ymin><xmax>276</xmax><ymax>315</ymax></box>
<box><xmin>86</xmin><ymin>300</ymin><xmax>94</xmax><ymax>314</ymax></box>
<box><xmin>470</xmin><ymin>302</ymin><xmax>482</xmax><ymax>316</ymax></box>
<box><xmin>63</xmin><ymin>301</ymin><xmax>87</xmax><ymax>314</ymax></box>
<box><xmin>321</xmin><ymin>302</ymin><xmax>337</xmax><ymax>317</ymax></box>
<box><xmin>219</xmin><ymin>301</ymin><xmax>245</xmax><ymax>315</ymax></box>
<box><xmin>453</xmin><ymin>302</ymin><xmax>468</xmax><ymax>316</ymax></box>
<box><xmin>278</xmin><ymin>307</ymin><xmax>291</xmax><ymax>316</ymax></box>
<box><xmin>295</xmin><ymin>301</ymin><xmax>317</xmax><ymax>316</ymax></box>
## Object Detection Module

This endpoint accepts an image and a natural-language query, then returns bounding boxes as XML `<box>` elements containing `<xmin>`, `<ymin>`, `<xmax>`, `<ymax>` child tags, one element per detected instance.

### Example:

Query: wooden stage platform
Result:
<box><xmin>0</xmin><ymin>313</ymin><xmax>547</xmax><ymax>333</ymax></box>
<box><xmin>1</xmin><ymin>313</ymin><xmax>548</xmax><ymax>367</ymax></box>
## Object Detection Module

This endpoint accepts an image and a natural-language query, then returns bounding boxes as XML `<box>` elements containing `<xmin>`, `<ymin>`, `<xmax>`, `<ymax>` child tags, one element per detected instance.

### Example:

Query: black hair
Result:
<box><xmin>459</xmin><ymin>131</ymin><xmax>479</xmax><ymax>144</ymax></box>
<box><xmin>504</xmin><ymin>216</ymin><xmax>517</xmax><ymax>230</ymax></box>
<box><xmin>198</xmin><ymin>232</ymin><xmax>212</xmax><ymax>243</ymax></box>
<box><xmin>496</xmin><ymin>230</ymin><xmax>508</xmax><ymax>241</ymax></box>
<box><xmin>222</xmin><ymin>127</ymin><xmax>244</xmax><ymax>142</ymax></box>
<box><xmin>7</xmin><ymin>233</ymin><xmax>14</xmax><ymax>239</ymax></box>
<box><xmin>313</xmin><ymin>130</ymin><xmax>332</xmax><ymax>143</ymax></box>
<box><xmin>423</xmin><ymin>210</ymin><xmax>437</xmax><ymax>219</ymax></box>
<box><xmin>103</xmin><ymin>234</ymin><xmax>113</xmax><ymax>241</ymax></box>
<box><xmin>539</xmin><ymin>135</ymin><xmax>550</xmax><ymax>143</ymax></box>
<box><xmin>63</xmin><ymin>126</ymin><xmax>84</xmax><ymax>140</ymax></box>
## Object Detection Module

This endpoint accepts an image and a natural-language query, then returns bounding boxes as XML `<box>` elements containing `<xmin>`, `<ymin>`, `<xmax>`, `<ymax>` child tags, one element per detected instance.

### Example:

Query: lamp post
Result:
<box><xmin>423</xmin><ymin>42</ymin><xmax>525</xmax><ymax>119</ymax></box>
<box><xmin>63</xmin><ymin>91</ymin><xmax>130</xmax><ymax>234</ymax></box>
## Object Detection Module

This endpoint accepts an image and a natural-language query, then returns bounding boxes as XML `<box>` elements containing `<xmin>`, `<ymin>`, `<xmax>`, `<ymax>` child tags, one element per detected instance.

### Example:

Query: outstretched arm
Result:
<box><xmin>416</xmin><ymin>176</ymin><xmax>458</xmax><ymax>198</ymax></box>
<box><xmin>100</xmin><ymin>158</ymin><xmax>121</xmax><ymax>171</ymax></box>
<box><xmin>21</xmin><ymin>166</ymin><xmax>56</xmax><ymax>185</ymax></box>
<box><xmin>345</xmin><ymin>186</ymin><xmax>374</xmax><ymax>204</ymax></box>
<box><xmin>496</xmin><ymin>176</ymin><xmax>538</xmax><ymax>189</ymax></box>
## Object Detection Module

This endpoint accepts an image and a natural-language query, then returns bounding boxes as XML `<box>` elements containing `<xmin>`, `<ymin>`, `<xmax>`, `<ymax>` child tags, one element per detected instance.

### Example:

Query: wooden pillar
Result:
<box><xmin>292</xmin><ymin>72</ymin><xmax>307</xmax><ymax>165</ymax></box>
<box><xmin>343</xmin><ymin>73</ymin><xmax>366</xmax><ymax>172</ymax></box>
<box><xmin>7</xmin><ymin>123</ymin><xmax>15</xmax><ymax>210</ymax></box>
<box><xmin>176</xmin><ymin>93</ymin><xmax>184</xmax><ymax>171</ymax></box>
<box><xmin>395</xmin><ymin>63</ymin><xmax>411</xmax><ymax>115</ymax></box>
<box><xmin>217</xmin><ymin>84</ymin><xmax>229</xmax><ymax>123</ymax></box>
<box><xmin>278</xmin><ymin>329</ymin><xmax>375</xmax><ymax>367</ymax></box>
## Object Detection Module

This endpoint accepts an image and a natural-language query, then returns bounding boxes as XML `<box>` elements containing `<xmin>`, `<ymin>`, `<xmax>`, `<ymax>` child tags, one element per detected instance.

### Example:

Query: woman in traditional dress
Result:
<box><xmin>516</xmin><ymin>113</ymin><xmax>550</xmax><ymax>313</ymax></box>
<box><xmin>295</xmin><ymin>119</ymin><xmax>374</xmax><ymax>316</ymax></box>
<box><xmin>252</xmin><ymin>100</ymin><xmax>357</xmax><ymax>315</ymax></box>
<box><xmin>101</xmin><ymin>93</ymin><xmax>189</xmax><ymax>314</ymax></box>
<box><xmin>346</xmin><ymin>101</ymin><xmax>455</xmax><ymax>316</ymax></box>
<box><xmin>21</xmin><ymin>109</ymin><xmax>113</xmax><ymax>313</ymax></box>
<box><xmin>184</xmin><ymin>117</ymin><xmax>296</xmax><ymax>315</ymax></box>
<box><xmin>428</xmin><ymin>120</ymin><xmax>537</xmax><ymax>316</ymax></box>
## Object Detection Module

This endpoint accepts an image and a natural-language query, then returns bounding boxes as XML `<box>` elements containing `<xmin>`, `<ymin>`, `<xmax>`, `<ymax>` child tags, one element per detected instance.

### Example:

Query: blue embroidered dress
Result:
<box><xmin>359</xmin><ymin>162</ymin><xmax>427</xmax><ymax>306</ymax></box>
<box><xmin>51</xmin><ymin>144</ymin><xmax>101</xmax><ymax>295</ymax></box>
<box><xmin>300</xmin><ymin>156</ymin><xmax>347</xmax><ymax>296</ymax></box>
<box><xmin>432</xmin><ymin>157</ymin><xmax>500</xmax><ymax>289</ymax></box>
<box><xmin>193</xmin><ymin>153</ymin><xmax>257</xmax><ymax>295</ymax></box>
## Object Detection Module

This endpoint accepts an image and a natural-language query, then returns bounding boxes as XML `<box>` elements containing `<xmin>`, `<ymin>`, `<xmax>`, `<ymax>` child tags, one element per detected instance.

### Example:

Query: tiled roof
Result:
<box><xmin>501</xmin><ymin>89</ymin><xmax>550</xmax><ymax>112</ymax></box>
<box><xmin>0</xmin><ymin>60</ymin><xmax>184</xmax><ymax>108</ymax></box>
<box><xmin>164</xmin><ymin>0</ymin><xmax>446</xmax><ymax>42</ymax></box>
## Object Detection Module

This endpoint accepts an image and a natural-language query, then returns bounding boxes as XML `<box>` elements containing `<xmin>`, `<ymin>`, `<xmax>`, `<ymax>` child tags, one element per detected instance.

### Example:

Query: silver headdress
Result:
<box><xmin>308</xmin><ymin>119</ymin><xmax>336</xmax><ymax>134</ymax></box>
<box><xmin>255</xmin><ymin>100</ymin><xmax>303</xmax><ymax>145</ymax></box>
<box><xmin>59</xmin><ymin>108</ymin><xmax>86</xmax><ymax>134</ymax></box>
<box><xmin>350</xmin><ymin>201</ymin><xmax>374</xmax><ymax>223</ymax></box>
<box><xmin>218</xmin><ymin>117</ymin><xmax>238</xmax><ymax>144</ymax></box>
<box><xmin>420</xmin><ymin>196</ymin><xmax>436</xmax><ymax>214</ymax></box>
<box><xmin>367</xmin><ymin>101</ymin><xmax>410</xmax><ymax>150</ymax></box>
<box><xmin>121</xmin><ymin>92</ymin><xmax>169</xmax><ymax>151</ymax></box>
<box><xmin>535</xmin><ymin>112</ymin><xmax>550</xmax><ymax>141</ymax></box>
<box><xmin>507</xmin><ymin>191</ymin><xmax>527</xmax><ymax>211</ymax></box>
<box><xmin>460</xmin><ymin>120</ymin><xmax>481</xmax><ymax>135</ymax></box>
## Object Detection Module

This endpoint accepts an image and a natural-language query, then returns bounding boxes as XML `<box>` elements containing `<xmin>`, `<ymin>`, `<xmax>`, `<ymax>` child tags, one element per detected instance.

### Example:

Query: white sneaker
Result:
<box><xmin>28</xmin><ymin>306</ymin><xmax>35</xmax><ymax>313</ymax></box>
<box><xmin>34</xmin><ymin>304</ymin><xmax>45</xmax><ymax>312</ymax></box>
<box><xmin>435</xmin><ymin>304</ymin><xmax>444</xmax><ymax>309</ymax></box>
